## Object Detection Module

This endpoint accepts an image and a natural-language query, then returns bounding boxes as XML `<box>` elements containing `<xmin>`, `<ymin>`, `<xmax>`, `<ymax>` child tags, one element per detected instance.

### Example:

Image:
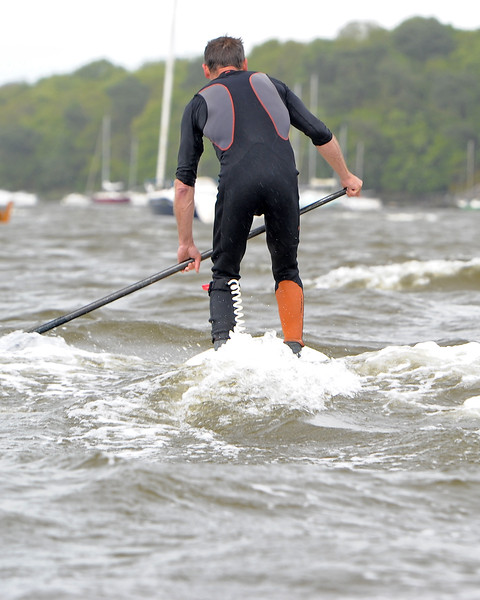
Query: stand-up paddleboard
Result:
<box><xmin>183</xmin><ymin>331</ymin><xmax>360</xmax><ymax>409</ymax></box>
<box><xmin>186</xmin><ymin>331</ymin><xmax>329</xmax><ymax>367</ymax></box>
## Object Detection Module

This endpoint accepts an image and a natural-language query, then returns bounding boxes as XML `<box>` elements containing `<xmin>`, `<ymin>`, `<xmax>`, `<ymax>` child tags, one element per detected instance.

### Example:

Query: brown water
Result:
<box><xmin>1</xmin><ymin>200</ymin><xmax>480</xmax><ymax>599</ymax></box>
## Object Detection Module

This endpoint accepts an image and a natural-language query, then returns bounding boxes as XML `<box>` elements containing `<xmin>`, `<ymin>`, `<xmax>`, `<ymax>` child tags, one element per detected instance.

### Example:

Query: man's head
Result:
<box><xmin>203</xmin><ymin>36</ymin><xmax>247</xmax><ymax>79</ymax></box>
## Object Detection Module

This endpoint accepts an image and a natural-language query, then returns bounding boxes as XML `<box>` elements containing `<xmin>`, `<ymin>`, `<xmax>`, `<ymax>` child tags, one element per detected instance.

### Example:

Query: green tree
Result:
<box><xmin>1</xmin><ymin>18</ymin><xmax>479</xmax><ymax>199</ymax></box>
<box><xmin>392</xmin><ymin>17</ymin><xmax>455</xmax><ymax>61</ymax></box>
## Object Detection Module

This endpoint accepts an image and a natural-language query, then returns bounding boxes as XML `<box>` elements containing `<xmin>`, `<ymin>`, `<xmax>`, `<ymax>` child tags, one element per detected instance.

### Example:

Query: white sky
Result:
<box><xmin>2</xmin><ymin>0</ymin><xmax>479</xmax><ymax>86</ymax></box>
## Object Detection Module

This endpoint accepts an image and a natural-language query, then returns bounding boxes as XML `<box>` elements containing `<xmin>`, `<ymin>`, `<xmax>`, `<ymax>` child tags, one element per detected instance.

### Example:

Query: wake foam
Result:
<box><xmin>0</xmin><ymin>330</ymin><xmax>145</xmax><ymax>394</ymax></box>
<box><xmin>462</xmin><ymin>396</ymin><xmax>480</xmax><ymax>413</ymax></box>
<box><xmin>180</xmin><ymin>331</ymin><xmax>361</xmax><ymax>414</ymax></box>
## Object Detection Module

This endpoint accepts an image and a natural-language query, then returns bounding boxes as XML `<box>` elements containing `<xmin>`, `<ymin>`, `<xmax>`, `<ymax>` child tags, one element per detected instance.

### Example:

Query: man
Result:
<box><xmin>174</xmin><ymin>36</ymin><xmax>362</xmax><ymax>354</ymax></box>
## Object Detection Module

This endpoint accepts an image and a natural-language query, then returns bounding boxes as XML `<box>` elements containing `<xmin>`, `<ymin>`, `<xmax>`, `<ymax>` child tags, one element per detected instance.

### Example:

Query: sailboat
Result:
<box><xmin>147</xmin><ymin>0</ymin><xmax>176</xmax><ymax>215</ymax></box>
<box><xmin>91</xmin><ymin>115</ymin><xmax>131</xmax><ymax>204</ymax></box>
<box><xmin>147</xmin><ymin>0</ymin><xmax>217</xmax><ymax>221</ymax></box>
<box><xmin>1</xmin><ymin>189</ymin><xmax>38</xmax><ymax>215</ymax></box>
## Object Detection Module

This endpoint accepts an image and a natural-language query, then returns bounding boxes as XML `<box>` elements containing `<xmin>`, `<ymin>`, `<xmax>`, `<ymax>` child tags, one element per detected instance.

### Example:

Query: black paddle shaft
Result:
<box><xmin>28</xmin><ymin>188</ymin><xmax>347</xmax><ymax>334</ymax></box>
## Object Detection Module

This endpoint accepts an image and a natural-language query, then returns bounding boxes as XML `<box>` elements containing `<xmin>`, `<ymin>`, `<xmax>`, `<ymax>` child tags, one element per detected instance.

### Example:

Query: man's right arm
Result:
<box><xmin>174</xmin><ymin>179</ymin><xmax>201</xmax><ymax>272</ymax></box>
<box><xmin>174</xmin><ymin>98</ymin><xmax>205</xmax><ymax>273</ymax></box>
<box><xmin>175</xmin><ymin>97</ymin><xmax>205</xmax><ymax>187</ymax></box>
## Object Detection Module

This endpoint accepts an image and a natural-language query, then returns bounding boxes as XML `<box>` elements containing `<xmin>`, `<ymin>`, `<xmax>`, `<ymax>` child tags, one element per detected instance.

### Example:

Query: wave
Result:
<box><xmin>3</xmin><ymin>330</ymin><xmax>479</xmax><ymax>464</ymax></box>
<box><xmin>385</xmin><ymin>212</ymin><xmax>439</xmax><ymax>223</ymax></box>
<box><xmin>313</xmin><ymin>257</ymin><xmax>480</xmax><ymax>291</ymax></box>
<box><xmin>0</xmin><ymin>330</ymin><xmax>362</xmax><ymax>459</ymax></box>
<box><xmin>175</xmin><ymin>331</ymin><xmax>360</xmax><ymax>419</ymax></box>
<box><xmin>348</xmin><ymin>340</ymin><xmax>480</xmax><ymax>413</ymax></box>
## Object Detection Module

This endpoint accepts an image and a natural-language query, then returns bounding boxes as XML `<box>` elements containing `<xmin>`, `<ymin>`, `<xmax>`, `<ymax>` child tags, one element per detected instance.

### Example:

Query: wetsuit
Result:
<box><xmin>176</xmin><ymin>70</ymin><xmax>333</xmax><ymax>343</ymax></box>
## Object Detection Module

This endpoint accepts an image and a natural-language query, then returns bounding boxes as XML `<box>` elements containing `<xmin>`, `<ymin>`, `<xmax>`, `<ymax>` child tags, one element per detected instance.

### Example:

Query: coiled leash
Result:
<box><xmin>227</xmin><ymin>279</ymin><xmax>246</xmax><ymax>334</ymax></box>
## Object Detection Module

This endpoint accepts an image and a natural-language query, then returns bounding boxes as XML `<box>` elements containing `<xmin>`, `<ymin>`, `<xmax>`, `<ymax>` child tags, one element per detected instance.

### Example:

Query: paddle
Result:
<box><xmin>28</xmin><ymin>188</ymin><xmax>347</xmax><ymax>334</ymax></box>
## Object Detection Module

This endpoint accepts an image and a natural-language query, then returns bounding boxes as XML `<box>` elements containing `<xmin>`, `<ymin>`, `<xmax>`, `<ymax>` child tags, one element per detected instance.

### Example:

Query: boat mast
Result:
<box><xmin>155</xmin><ymin>0</ymin><xmax>177</xmax><ymax>188</ymax></box>
<box><xmin>102</xmin><ymin>115</ymin><xmax>111</xmax><ymax>188</ymax></box>
<box><xmin>467</xmin><ymin>139</ymin><xmax>475</xmax><ymax>192</ymax></box>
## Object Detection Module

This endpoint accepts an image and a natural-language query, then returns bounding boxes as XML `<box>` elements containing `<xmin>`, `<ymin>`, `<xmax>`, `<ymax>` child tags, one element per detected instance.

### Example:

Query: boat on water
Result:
<box><xmin>146</xmin><ymin>0</ymin><xmax>176</xmax><ymax>215</ymax></box>
<box><xmin>456</xmin><ymin>198</ymin><xmax>480</xmax><ymax>210</ymax></box>
<box><xmin>146</xmin><ymin>1</ymin><xmax>216</xmax><ymax>223</ymax></box>
<box><xmin>0</xmin><ymin>201</ymin><xmax>13</xmax><ymax>223</ymax></box>
<box><xmin>455</xmin><ymin>185</ymin><xmax>480</xmax><ymax>210</ymax></box>
<box><xmin>63</xmin><ymin>127</ymin><xmax>144</xmax><ymax>207</ymax></box>
<box><xmin>91</xmin><ymin>181</ymin><xmax>131</xmax><ymax>204</ymax></box>
<box><xmin>148</xmin><ymin>185</ymin><xmax>175</xmax><ymax>215</ymax></box>
<box><xmin>148</xmin><ymin>177</ymin><xmax>217</xmax><ymax>222</ymax></box>
<box><xmin>91</xmin><ymin>193</ymin><xmax>131</xmax><ymax>204</ymax></box>
<box><xmin>190</xmin><ymin>177</ymin><xmax>218</xmax><ymax>223</ymax></box>
<box><xmin>0</xmin><ymin>190</ymin><xmax>38</xmax><ymax>220</ymax></box>
<box><xmin>60</xmin><ymin>193</ymin><xmax>90</xmax><ymax>206</ymax></box>
<box><xmin>63</xmin><ymin>186</ymin><xmax>132</xmax><ymax>206</ymax></box>
<box><xmin>0</xmin><ymin>189</ymin><xmax>38</xmax><ymax>207</ymax></box>
<box><xmin>89</xmin><ymin>116</ymin><xmax>131</xmax><ymax>205</ymax></box>
<box><xmin>300</xmin><ymin>178</ymin><xmax>382</xmax><ymax>211</ymax></box>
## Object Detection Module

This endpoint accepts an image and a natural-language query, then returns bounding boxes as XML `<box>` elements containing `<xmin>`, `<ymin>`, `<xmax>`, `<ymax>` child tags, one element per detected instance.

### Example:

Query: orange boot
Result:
<box><xmin>275</xmin><ymin>280</ymin><xmax>304</xmax><ymax>354</ymax></box>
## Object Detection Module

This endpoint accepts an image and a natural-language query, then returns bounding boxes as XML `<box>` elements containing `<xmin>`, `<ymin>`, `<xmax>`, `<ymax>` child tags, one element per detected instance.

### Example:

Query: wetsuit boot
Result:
<box><xmin>275</xmin><ymin>280</ymin><xmax>305</xmax><ymax>356</ymax></box>
<box><xmin>208</xmin><ymin>278</ymin><xmax>237</xmax><ymax>349</ymax></box>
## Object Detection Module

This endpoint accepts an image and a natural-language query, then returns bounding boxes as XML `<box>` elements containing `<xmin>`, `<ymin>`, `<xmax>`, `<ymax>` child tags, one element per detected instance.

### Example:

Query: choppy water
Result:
<box><xmin>1</xmin><ymin>200</ymin><xmax>480</xmax><ymax>599</ymax></box>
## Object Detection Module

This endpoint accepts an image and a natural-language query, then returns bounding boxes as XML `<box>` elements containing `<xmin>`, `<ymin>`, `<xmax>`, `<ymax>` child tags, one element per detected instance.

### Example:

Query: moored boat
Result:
<box><xmin>89</xmin><ymin>116</ymin><xmax>131</xmax><ymax>204</ymax></box>
<box><xmin>148</xmin><ymin>186</ymin><xmax>175</xmax><ymax>215</ymax></box>
<box><xmin>91</xmin><ymin>189</ymin><xmax>131</xmax><ymax>204</ymax></box>
<box><xmin>0</xmin><ymin>200</ymin><xmax>13</xmax><ymax>223</ymax></box>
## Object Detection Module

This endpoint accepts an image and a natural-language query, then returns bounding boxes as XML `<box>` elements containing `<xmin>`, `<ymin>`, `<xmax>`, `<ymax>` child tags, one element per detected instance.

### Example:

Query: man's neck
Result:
<box><xmin>210</xmin><ymin>66</ymin><xmax>240</xmax><ymax>79</ymax></box>
<box><xmin>217</xmin><ymin>66</ymin><xmax>239</xmax><ymax>75</ymax></box>
<box><xmin>203</xmin><ymin>59</ymin><xmax>248</xmax><ymax>81</ymax></box>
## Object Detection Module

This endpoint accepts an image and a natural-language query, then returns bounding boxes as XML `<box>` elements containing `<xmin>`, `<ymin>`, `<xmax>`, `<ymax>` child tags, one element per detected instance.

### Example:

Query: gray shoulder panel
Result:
<box><xmin>249</xmin><ymin>72</ymin><xmax>290</xmax><ymax>140</ymax></box>
<box><xmin>198</xmin><ymin>84</ymin><xmax>234</xmax><ymax>150</ymax></box>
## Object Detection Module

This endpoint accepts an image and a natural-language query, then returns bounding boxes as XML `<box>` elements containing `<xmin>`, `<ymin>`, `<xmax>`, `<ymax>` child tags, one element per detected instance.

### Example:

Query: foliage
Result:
<box><xmin>0</xmin><ymin>17</ymin><xmax>478</xmax><ymax>199</ymax></box>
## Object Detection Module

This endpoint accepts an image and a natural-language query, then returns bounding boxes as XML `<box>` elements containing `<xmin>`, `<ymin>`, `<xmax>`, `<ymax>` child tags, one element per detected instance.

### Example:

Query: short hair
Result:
<box><xmin>204</xmin><ymin>36</ymin><xmax>245</xmax><ymax>71</ymax></box>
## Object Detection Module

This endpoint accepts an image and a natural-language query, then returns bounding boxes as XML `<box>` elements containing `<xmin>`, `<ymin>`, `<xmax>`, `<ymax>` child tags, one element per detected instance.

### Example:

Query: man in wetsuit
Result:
<box><xmin>174</xmin><ymin>36</ymin><xmax>362</xmax><ymax>354</ymax></box>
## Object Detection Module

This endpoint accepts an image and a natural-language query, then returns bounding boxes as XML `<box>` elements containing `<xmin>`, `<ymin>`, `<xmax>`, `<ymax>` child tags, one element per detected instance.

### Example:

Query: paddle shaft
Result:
<box><xmin>29</xmin><ymin>187</ymin><xmax>347</xmax><ymax>334</ymax></box>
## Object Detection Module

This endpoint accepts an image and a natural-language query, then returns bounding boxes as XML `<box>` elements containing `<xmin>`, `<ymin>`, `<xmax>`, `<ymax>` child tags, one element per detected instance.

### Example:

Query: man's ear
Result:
<box><xmin>202</xmin><ymin>63</ymin><xmax>211</xmax><ymax>79</ymax></box>
<box><xmin>242</xmin><ymin>59</ymin><xmax>248</xmax><ymax>71</ymax></box>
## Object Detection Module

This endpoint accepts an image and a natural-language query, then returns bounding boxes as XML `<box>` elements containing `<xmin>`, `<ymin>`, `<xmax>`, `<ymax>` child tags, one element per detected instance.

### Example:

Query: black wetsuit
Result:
<box><xmin>176</xmin><ymin>70</ymin><xmax>333</xmax><ymax>341</ymax></box>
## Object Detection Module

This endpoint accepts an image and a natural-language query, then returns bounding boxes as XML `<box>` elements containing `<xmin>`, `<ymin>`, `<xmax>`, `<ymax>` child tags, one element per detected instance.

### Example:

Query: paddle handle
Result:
<box><xmin>28</xmin><ymin>256</ymin><xmax>206</xmax><ymax>334</ymax></box>
<box><xmin>28</xmin><ymin>188</ymin><xmax>346</xmax><ymax>334</ymax></box>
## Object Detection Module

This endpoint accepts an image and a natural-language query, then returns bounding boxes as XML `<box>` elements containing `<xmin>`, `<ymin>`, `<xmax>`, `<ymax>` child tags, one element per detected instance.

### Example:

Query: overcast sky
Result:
<box><xmin>2</xmin><ymin>0</ymin><xmax>479</xmax><ymax>86</ymax></box>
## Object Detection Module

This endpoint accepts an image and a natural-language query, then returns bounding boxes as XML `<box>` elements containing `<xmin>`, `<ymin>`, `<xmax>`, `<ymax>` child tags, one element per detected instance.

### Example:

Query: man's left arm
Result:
<box><xmin>316</xmin><ymin>136</ymin><xmax>363</xmax><ymax>197</ymax></box>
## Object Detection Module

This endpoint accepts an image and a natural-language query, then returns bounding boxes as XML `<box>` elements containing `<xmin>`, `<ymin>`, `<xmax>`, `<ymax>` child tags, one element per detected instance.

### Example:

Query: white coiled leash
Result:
<box><xmin>227</xmin><ymin>279</ymin><xmax>246</xmax><ymax>333</ymax></box>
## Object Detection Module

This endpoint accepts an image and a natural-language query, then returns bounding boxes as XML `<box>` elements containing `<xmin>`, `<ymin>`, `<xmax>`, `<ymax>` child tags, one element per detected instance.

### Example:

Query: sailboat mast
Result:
<box><xmin>155</xmin><ymin>0</ymin><xmax>177</xmax><ymax>188</ymax></box>
<box><xmin>102</xmin><ymin>115</ymin><xmax>111</xmax><ymax>187</ymax></box>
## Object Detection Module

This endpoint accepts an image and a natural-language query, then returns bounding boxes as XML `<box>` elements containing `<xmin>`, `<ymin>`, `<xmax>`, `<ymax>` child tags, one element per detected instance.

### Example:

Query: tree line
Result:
<box><xmin>0</xmin><ymin>17</ymin><xmax>478</xmax><ymax>201</ymax></box>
